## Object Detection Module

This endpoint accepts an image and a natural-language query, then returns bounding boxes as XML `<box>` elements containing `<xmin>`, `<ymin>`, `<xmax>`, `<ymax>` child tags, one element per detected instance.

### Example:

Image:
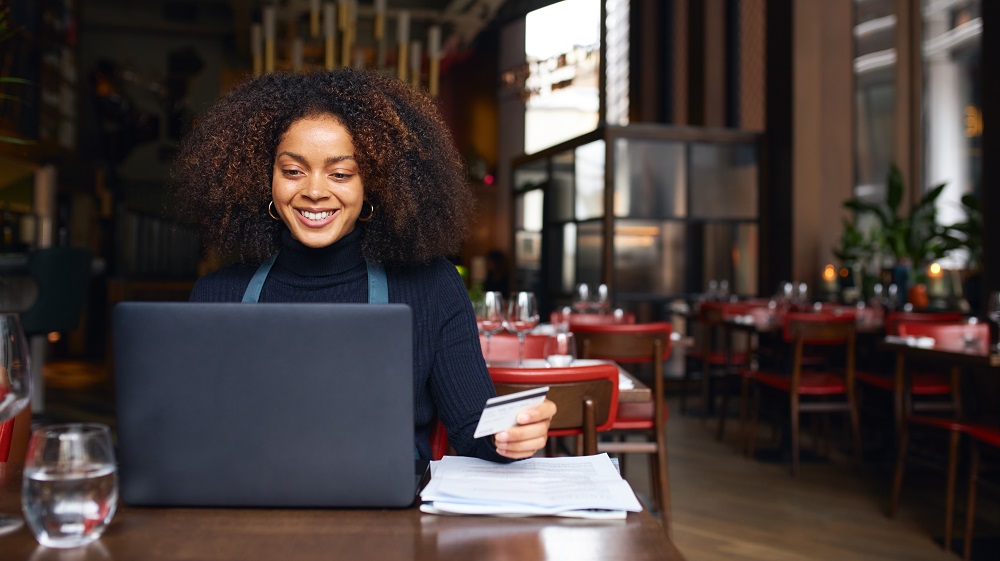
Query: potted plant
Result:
<box><xmin>840</xmin><ymin>164</ymin><xmax>960</xmax><ymax>304</ymax></box>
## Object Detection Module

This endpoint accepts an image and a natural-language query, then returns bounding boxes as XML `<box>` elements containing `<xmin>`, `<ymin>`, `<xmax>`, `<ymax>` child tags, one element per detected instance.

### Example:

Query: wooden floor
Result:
<box><xmin>621</xmin><ymin>398</ymin><xmax>1000</xmax><ymax>561</ymax></box>
<box><xmin>38</xmin><ymin>361</ymin><xmax>1000</xmax><ymax>561</ymax></box>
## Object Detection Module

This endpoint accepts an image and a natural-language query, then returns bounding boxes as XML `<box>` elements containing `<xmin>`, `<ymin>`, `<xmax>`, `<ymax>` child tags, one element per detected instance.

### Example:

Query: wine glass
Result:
<box><xmin>594</xmin><ymin>284</ymin><xmax>611</xmax><ymax>314</ymax></box>
<box><xmin>544</xmin><ymin>332</ymin><xmax>577</xmax><ymax>367</ymax></box>
<box><xmin>506</xmin><ymin>291</ymin><xmax>540</xmax><ymax>367</ymax></box>
<box><xmin>475</xmin><ymin>291</ymin><xmax>506</xmax><ymax>366</ymax></box>
<box><xmin>0</xmin><ymin>313</ymin><xmax>31</xmax><ymax>535</ymax></box>
<box><xmin>572</xmin><ymin>283</ymin><xmax>591</xmax><ymax>313</ymax></box>
<box><xmin>988</xmin><ymin>291</ymin><xmax>1000</xmax><ymax>351</ymax></box>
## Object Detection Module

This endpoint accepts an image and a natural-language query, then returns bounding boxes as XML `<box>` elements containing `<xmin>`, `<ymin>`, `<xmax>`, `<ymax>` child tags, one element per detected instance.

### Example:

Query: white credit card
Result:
<box><xmin>473</xmin><ymin>386</ymin><xmax>550</xmax><ymax>439</ymax></box>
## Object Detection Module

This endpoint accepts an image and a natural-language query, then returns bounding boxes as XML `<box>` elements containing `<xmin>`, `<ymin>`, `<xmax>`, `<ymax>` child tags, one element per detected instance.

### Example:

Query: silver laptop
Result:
<box><xmin>113</xmin><ymin>302</ymin><xmax>415</xmax><ymax>508</ymax></box>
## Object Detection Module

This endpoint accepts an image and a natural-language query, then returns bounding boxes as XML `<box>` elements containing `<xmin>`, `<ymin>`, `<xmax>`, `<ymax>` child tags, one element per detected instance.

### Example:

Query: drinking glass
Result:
<box><xmin>594</xmin><ymin>284</ymin><xmax>611</xmax><ymax>314</ymax></box>
<box><xmin>988</xmin><ymin>291</ymin><xmax>1000</xmax><ymax>351</ymax></box>
<box><xmin>553</xmin><ymin>306</ymin><xmax>572</xmax><ymax>334</ymax></box>
<box><xmin>573</xmin><ymin>283</ymin><xmax>591</xmax><ymax>313</ymax></box>
<box><xmin>507</xmin><ymin>292</ymin><xmax>540</xmax><ymax>367</ymax></box>
<box><xmin>0</xmin><ymin>313</ymin><xmax>31</xmax><ymax>536</ymax></box>
<box><xmin>475</xmin><ymin>291</ymin><xmax>506</xmax><ymax>366</ymax></box>
<box><xmin>22</xmin><ymin>423</ymin><xmax>118</xmax><ymax>548</ymax></box>
<box><xmin>544</xmin><ymin>332</ymin><xmax>577</xmax><ymax>367</ymax></box>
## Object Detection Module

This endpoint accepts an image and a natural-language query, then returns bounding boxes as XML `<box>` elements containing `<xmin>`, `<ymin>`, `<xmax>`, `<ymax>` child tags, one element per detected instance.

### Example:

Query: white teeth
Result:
<box><xmin>300</xmin><ymin>210</ymin><xmax>333</xmax><ymax>221</ymax></box>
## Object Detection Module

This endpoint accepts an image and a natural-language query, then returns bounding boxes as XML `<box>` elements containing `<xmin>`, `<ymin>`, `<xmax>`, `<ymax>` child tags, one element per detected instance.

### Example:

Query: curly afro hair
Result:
<box><xmin>172</xmin><ymin>68</ymin><xmax>473</xmax><ymax>267</ymax></box>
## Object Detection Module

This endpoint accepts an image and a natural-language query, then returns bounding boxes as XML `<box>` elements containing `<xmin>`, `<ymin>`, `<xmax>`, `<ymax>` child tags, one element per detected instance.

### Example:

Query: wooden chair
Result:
<box><xmin>961</xmin><ymin>425</ymin><xmax>1000</xmax><ymax>559</ymax></box>
<box><xmin>745</xmin><ymin>313</ymin><xmax>862</xmax><ymax>476</ymax></box>
<box><xmin>888</xmin><ymin>320</ymin><xmax>990</xmax><ymax>552</ymax></box>
<box><xmin>856</xmin><ymin>317</ymin><xmax>968</xmax><ymax>442</ymax></box>
<box><xmin>487</xmin><ymin>363</ymin><xmax>620</xmax><ymax>456</ymax></box>
<box><xmin>684</xmin><ymin>301</ymin><xmax>756</xmax><ymax>425</ymax></box>
<box><xmin>573</xmin><ymin>322</ymin><xmax>672</xmax><ymax>531</ymax></box>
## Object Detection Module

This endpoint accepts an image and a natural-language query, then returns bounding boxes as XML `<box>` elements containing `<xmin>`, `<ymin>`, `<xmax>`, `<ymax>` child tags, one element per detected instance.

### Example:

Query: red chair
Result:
<box><xmin>429</xmin><ymin>421</ymin><xmax>449</xmax><ymax>461</ymax></box>
<box><xmin>550</xmin><ymin>310</ymin><xmax>636</xmax><ymax>328</ymax></box>
<box><xmin>887</xmin><ymin>320</ymin><xmax>989</xmax><ymax>552</ymax></box>
<box><xmin>884</xmin><ymin>311</ymin><xmax>964</xmax><ymax>336</ymax></box>
<box><xmin>961</xmin><ymin>425</ymin><xmax>1000</xmax><ymax>559</ymax></box>
<box><xmin>856</xmin><ymin>318</ymin><xmax>971</xmax><ymax>442</ymax></box>
<box><xmin>744</xmin><ymin>313</ymin><xmax>862</xmax><ymax>476</ymax></box>
<box><xmin>479</xmin><ymin>332</ymin><xmax>548</xmax><ymax>363</ymax></box>
<box><xmin>573</xmin><ymin>322</ymin><xmax>672</xmax><ymax>532</ymax></box>
<box><xmin>488</xmin><ymin>363</ymin><xmax>620</xmax><ymax>456</ymax></box>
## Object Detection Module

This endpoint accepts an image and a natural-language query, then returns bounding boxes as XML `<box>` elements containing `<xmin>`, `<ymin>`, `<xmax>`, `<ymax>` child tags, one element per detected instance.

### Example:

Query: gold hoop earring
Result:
<box><xmin>358</xmin><ymin>199</ymin><xmax>374</xmax><ymax>222</ymax></box>
<box><xmin>268</xmin><ymin>201</ymin><xmax>280</xmax><ymax>221</ymax></box>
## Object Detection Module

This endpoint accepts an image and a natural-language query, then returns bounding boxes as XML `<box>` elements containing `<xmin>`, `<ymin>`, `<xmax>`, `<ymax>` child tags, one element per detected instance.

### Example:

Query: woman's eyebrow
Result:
<box><xmin>274</xmin><ymin>151</ymin><xmax>355</xmax><ymax>165</ymax></box>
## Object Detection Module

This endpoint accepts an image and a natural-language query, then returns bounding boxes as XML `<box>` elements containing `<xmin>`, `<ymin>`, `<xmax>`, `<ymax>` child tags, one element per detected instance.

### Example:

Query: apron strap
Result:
<box><xmin>241</xmin><ymin>253</ymin><xmax>278</xmax><ymax>303</ymax></box>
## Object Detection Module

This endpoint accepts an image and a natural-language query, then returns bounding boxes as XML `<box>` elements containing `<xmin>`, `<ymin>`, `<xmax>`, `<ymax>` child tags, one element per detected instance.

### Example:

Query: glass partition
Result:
<box><xmin>511</xmin><ymin>124</ymin><xmax>762</xmax><ymax>319</ymax></box>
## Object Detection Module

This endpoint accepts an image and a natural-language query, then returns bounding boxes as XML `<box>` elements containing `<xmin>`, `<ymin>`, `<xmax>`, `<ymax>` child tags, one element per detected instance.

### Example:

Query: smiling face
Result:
<box><xmin>271</xmin><ymin>113</ymin><xmax>365</xmax><ymax>249</ymax></box>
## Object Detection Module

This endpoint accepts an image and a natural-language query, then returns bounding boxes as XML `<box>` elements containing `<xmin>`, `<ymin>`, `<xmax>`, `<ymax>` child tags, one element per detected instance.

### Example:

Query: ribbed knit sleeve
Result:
<box><xmin>411</xmin><ymin>259</ymin><xmax>509</xmax><ymax>463</ymax></box>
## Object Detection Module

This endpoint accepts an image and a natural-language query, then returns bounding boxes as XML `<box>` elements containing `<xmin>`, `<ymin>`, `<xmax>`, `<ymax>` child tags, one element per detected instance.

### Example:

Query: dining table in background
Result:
<box><xmin>0</xmin><ymin>463</ymin><xmax>685</xmax><ymax>561</ymax></box>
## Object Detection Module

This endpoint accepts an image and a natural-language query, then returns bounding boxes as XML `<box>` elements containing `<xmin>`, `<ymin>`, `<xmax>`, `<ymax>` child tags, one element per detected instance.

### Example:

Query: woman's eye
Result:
<box><xmin>331</xmin><ymin>172</ymin><xmax>353</xmax><ymax>180</ymax></box>
<box><xmin>281</xmin><ymin>169</ymin><xmax>303</xmax><ymax>177</ymax></box>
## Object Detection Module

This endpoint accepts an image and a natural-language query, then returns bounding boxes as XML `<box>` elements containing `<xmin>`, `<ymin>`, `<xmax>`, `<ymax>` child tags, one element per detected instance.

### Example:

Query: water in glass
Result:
<box><xmin>22</xmin><ymin>424</ymin><xmax>118</xmax><ymax>548</ymax></box>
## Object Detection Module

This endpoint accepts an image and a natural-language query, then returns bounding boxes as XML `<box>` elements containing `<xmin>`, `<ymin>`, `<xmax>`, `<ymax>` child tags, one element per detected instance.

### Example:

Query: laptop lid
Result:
<box><xmin>113</xmin><ymin>302</ymin><xmax>415</xmax><ymax>508</ymax></box>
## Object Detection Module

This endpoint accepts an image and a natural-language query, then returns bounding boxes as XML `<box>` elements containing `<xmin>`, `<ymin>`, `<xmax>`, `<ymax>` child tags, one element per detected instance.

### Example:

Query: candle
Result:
<box><xmin>927</xmin><ymin>262</ymin><xmax>945</xmax><ymax>298</ymax></box>
<box><xmin>822</xmin><ymin>264</ymin><xmax>837</xmax><ymax>294</ymax></box>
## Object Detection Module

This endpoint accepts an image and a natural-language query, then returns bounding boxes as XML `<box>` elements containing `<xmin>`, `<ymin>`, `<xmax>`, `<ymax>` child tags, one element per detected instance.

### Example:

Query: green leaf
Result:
<box><xmin>887</xmin><ymin>164</ymin><xmax>904</xmax><ymax>216</ymax></box>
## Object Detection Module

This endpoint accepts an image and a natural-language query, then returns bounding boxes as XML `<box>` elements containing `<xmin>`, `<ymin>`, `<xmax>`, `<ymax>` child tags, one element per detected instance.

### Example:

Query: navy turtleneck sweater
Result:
<box><xmin>189</xmin><ymin>228</ymin><xmax>506</xmax><ymax>462</ymax></box>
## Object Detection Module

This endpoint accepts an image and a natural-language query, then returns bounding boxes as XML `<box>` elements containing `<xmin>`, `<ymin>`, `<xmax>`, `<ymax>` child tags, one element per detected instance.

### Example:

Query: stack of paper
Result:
<box><xmin>419</xmin><ymin>453</ymin><xmax>643</xmax><ymax>519</ymax></box>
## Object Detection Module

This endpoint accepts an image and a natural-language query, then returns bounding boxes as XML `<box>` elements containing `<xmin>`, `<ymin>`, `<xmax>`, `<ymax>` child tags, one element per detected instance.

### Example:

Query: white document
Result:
<box><xmin>420</xmin><ymin>453</ymin><xmax>643</xmax><ymax>518</ymax></box>
<box><xmin>473</xmin><ymin>386</ymin><xmax>549</xmax><ymax>438</ymax></box>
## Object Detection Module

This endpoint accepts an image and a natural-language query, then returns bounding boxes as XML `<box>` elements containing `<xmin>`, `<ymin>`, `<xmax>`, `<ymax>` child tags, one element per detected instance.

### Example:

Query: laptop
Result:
<box><xmin>113</xmin><ymin>302</ymin><xmax>416</xmax><ymax>508</ymax></box>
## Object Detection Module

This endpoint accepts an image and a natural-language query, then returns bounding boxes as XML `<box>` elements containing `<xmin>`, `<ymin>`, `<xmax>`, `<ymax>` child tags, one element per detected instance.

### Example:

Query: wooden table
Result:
<box><xmin>878</xmin><ymin>338</ymin><xmax>1000</xmax><ymax>437</ymax></box>
<box><xmin>0</xmin><ymin>464</ymin><xmax>684</xmax><ymax>561</ymax></box>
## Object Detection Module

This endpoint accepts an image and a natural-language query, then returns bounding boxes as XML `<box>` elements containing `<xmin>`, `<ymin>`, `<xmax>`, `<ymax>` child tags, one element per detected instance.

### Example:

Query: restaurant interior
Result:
<box><xmin>2</xmin><ymin>0</ymin><xmax>1000</xmax><ymax>559</ymax></box>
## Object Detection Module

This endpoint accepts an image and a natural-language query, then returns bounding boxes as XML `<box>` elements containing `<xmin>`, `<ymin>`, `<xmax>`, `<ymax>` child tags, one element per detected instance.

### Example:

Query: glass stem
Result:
<box><xmin>485</xmin><ymin>333</ymin><xmax>492</xmax><ymax>366</ymax></box>
<box><xmin>517</xmin><ymin>332</ymin><xmax>526</xmax><ymax>367</ymax></box>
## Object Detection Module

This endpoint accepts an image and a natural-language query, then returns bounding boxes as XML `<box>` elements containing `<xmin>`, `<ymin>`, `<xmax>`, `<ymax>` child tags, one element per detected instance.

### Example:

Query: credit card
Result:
<box><xmin>473</xmin><ymin>386</ymin><xmax>550</xmax><ymax>439</ymax></box>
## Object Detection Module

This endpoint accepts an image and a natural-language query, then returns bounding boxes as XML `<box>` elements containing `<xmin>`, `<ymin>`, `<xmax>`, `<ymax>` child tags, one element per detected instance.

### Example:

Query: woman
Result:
<box><xmin>173</xmin><ymin>69</ymin><xmax>554</xmax><ymax>462</ymax></box>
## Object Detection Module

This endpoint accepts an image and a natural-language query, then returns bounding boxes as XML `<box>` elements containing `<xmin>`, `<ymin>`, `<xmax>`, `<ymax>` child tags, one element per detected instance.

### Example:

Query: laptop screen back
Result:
<box><xmin>113</xmin><ymin>302</ymin><xmax>415</xmax><ymax>508</ymax></box>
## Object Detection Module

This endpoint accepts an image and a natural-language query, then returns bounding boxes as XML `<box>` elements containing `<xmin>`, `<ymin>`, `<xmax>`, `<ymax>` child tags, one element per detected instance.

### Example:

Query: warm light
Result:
<box><xmin>483</xmin><ymin>174</ymin><xmax>495</xmax><ymax>186</ymax></box>
<box><xmin>839</xmin><ymin>267</ymin><xmax>849</xmax><ymax>278</ymax></box>
<box><xmin>822</xmin><ymin>264</ymin><xmax>836</xmax><ymax>282</ymax></box>
<box><xmin>47</xmin><ymin>332</ymin><xmax>61</xmax><ymax>343</ymax></box>
<box><xmin>928</xmin><ymin>262</ymin><xmax>943</xmax><ymax>278</ymax></box>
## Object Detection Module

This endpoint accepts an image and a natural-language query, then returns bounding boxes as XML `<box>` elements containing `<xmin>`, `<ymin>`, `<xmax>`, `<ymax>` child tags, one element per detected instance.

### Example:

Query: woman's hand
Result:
<box><xmin>493</xmin><ymin>398</ymin><xmax>557</xmax><ymax>459</ymax></box>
